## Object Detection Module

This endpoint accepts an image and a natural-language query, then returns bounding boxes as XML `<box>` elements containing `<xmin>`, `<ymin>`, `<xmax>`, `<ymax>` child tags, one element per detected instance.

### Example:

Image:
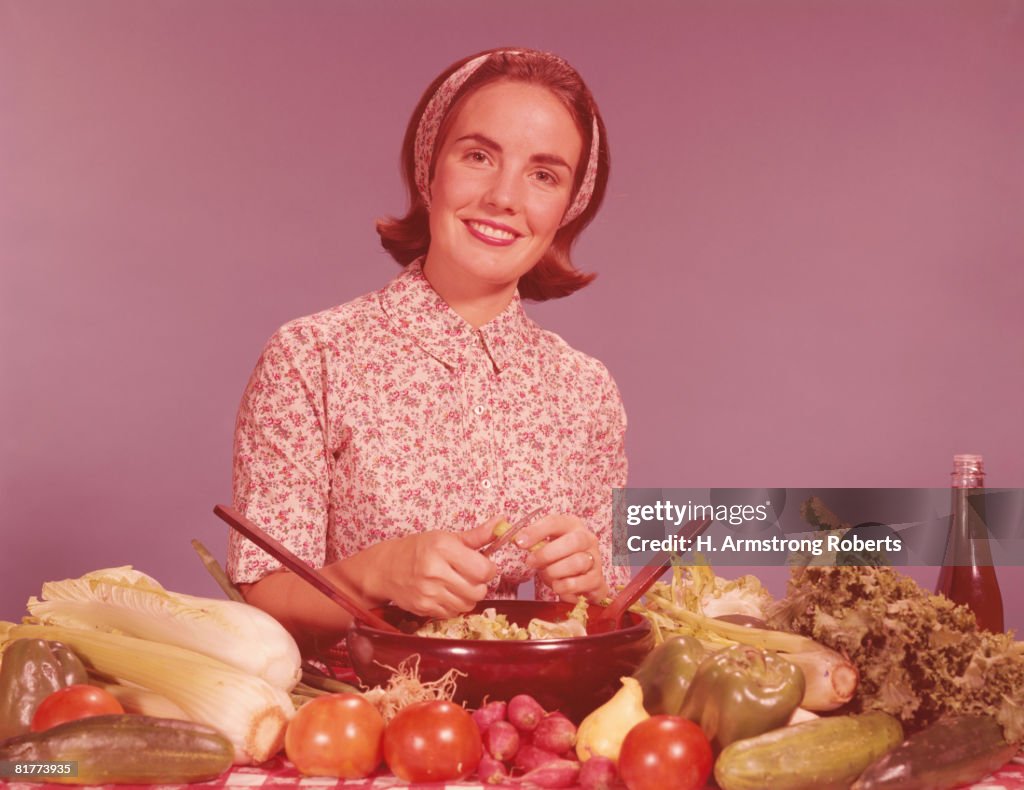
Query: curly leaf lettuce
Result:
<box><xmin>768</xmin><ymin>565</ymin><xmax>1024</xmax><ymax>741</ymax></box>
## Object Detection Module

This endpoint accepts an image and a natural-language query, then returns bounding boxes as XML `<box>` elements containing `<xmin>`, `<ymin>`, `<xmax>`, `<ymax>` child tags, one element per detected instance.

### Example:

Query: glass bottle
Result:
<box><xmin>934</xmin><ymin>454</ymin><xmax>1004</xmax><ymax>632</ymax></box>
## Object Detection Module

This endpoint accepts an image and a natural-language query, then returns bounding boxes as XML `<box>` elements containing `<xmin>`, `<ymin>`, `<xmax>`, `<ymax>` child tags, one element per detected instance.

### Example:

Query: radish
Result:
<box><xmin>486</xmin><ymin>720</ymin><xmax>521</xmax><ymax>762</ymax></box>
<box><xmin>508</xmin><ymin>694</ymin><xmax>546</xmax><ymax>732</ymax></box>
<box><xmin>514</xmin><ymin>743</ymin><xmax>562</xmax><ymax>773</ymax></box>
<box><xmin>477</xmin><ymin>754</ymin><xmax>509</xmax><ymax>784</ymax></box>
<box><xmin>515</xmin><ymin>758</ymin><xmax>580</xmax><ymax>788</ymax></box>
<box><xmin>473</xmin><ymin>700</ymin><xmax>508</xmax><ymax>734</ymax></box>
<box><xmin>532</xmin><ymin>712</ymin><xmax>576</xmax><ymax>754</ymax></box>
<box><xmin>578</xmin><ymin>756</ymin><xmax>619</xmax><ymax>790</ymax></box>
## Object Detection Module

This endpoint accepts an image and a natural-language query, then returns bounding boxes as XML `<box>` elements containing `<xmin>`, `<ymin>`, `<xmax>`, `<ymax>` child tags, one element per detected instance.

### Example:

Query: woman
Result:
<box><xmin>226</xmin><ymin>48</ymin><xmax>630</xmax><ymax>652</ymax></box>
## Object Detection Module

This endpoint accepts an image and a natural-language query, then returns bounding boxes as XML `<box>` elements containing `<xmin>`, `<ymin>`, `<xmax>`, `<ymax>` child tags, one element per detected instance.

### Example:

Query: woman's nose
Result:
<box><xmin>483</xmin><ymin>168</ymin><xmax>521</xmax><ymax>213</ymax></box>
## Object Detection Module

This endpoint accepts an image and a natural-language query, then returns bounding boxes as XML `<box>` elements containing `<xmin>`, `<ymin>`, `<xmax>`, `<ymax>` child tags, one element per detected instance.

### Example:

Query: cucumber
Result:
<box><xmin>851</xmin><ymin>715</ymin><xmax>1017</xmax><ymax>790</ymax></box>
<box><xmin>714</xmin><ymin>711</ymin><xmax>904</xmax><ymax>790</ymax></box>
<box><xmin>0</xmin><ymin>714</ymin><xmax>234</xmax><ymax>784</ymax></box>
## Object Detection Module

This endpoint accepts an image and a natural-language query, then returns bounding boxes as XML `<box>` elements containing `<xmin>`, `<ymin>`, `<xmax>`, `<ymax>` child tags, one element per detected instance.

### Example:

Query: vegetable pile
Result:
<box><xmin>4</xmin><ymin>543</ymin><xmax>1024</xmax><ymax>789</ymax></box>
<box><xmin>0</xmin><ymin>638</ymin><xmax>90</xmax><ymax>741</ymax></box>
<box><xmin>473</xmin><ymin>694</ymin><xmax>588</xmax><ymax>788</ymax></box>
<box><xmin>634</xmin><ymin>565</ymin><xmax>859</xmax><ymax>712</ymax></box>
<box><xmin>768</xmin><ymin>564</ymin><xmax>1024</xmax><ymax>740</ymax></box>
<box><xmin>2</xmin><ymin>566</ymin><xmax>300</xmax><ymax>765</ymax></box>
<box><xmin>618</xmin><ymin>558</ymin><xmax>1024</xmax><ymax>789</ymax></box>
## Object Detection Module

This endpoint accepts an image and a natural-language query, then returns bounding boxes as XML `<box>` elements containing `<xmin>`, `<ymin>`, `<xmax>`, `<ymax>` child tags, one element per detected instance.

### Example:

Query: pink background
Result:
<box><xmin>2</xmin><ymin>2</ymin><xmax>1022</xmax><ymax>625</ymax></box>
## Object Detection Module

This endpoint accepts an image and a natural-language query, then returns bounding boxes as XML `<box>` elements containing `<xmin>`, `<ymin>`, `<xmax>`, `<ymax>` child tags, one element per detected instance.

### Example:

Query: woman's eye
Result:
<box><xmin>533</xmin><ymin>170</ymin><xmax>558</xmax><ymax>185</ymax></box>
<box><xmin>465</xmin><ymin>150</ymin><xmax>490</xmax><ymax>164</ymax></box>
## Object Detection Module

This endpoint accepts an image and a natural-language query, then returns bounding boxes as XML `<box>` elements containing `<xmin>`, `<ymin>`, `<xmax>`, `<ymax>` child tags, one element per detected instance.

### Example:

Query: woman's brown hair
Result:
<box><xmin>376</xmin><ymin>48</ymin><xmax>610</xmax><ymax>301</ymax></box>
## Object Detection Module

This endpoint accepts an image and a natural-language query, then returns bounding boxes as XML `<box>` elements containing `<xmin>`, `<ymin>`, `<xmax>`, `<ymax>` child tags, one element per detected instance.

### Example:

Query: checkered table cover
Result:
<box><xmin>4</xmin><ymin>754</ymin><xmax>1024</xmax><ymax>790</ymax></box>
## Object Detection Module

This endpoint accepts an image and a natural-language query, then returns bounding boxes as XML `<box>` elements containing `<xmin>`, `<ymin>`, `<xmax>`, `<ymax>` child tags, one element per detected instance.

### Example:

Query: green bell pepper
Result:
<box><xmin>0</xmin><ymin>639</ymin><xmax>89</xmax><ymax>741</ymax></box>
<box><xmin>679</xmin><ymin>644</ymin><xmax>805</xmax><ymax>752</ymax></box>
<box><xmin>632</xmin><ymin>634</ymin><xmax>706</xmax><ymax>716</ymax></box>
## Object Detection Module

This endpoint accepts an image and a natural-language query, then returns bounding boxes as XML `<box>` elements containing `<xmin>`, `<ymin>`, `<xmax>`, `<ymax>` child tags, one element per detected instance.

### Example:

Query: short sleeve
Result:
<box><xmin>226</xmin><ymin>322</ymin><xmax>332</xmax><ymax>584</ymax></box>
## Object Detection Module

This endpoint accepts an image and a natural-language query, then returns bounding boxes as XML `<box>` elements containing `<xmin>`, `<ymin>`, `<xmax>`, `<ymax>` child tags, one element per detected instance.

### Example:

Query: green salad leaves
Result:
<box><xmin>769</xmin><ymin>566</ymin><xmax>1024</xmax><ymax>742</ymax></box>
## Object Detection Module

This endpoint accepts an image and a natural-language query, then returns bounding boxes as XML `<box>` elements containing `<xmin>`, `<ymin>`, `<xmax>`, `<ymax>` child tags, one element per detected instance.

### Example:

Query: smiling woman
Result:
<box><xmin>378</xmin><ymin>49</ymin><xmax>609</xmax><ymax>300</ymax></box>
<box><xmin>424</xmin><ymin>81</ymin><xmax>583</xmax><ymax>325</ymax></box>
<box><xmin>225</xmin><ymin>48</ymin><xmax>624</xmax><ymax>655</ymax></box>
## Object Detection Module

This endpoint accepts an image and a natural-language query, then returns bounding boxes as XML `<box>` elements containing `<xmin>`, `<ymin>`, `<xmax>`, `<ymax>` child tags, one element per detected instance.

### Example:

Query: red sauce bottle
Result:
<box><xmin>934</xmin><ymin>454</ymin><xmax>1004</xmax><ymax>632</ymax></box>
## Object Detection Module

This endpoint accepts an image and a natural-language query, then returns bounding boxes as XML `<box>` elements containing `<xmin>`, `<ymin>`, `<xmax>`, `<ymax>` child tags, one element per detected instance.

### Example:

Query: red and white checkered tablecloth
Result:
<box><xmin>1</xmin><ymin>758</ymin><xmax>484</xmax><ymax>790</ymax></box>
<box><xmin>5</xmin><ymin>754</ymin><xmax>1024</xmax><ymax>790</ymax></box>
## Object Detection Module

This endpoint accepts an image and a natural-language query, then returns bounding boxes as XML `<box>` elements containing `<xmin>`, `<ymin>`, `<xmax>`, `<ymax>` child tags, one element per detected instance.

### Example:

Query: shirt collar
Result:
<box><xmin>379</xmin><ymin>260</ymin><xmax>535</xmax><ymax>372</ymax></box>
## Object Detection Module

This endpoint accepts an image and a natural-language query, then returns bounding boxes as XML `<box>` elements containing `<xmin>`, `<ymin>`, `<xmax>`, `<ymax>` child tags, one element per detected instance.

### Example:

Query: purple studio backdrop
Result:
<box><xmin>2</xmin><ymin>1</ymin><xmax>1023</xmax><ymax>626</ymax></box>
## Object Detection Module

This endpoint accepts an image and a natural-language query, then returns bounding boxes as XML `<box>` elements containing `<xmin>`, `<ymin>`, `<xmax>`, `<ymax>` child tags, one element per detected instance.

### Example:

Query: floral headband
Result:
<box><xmin>413</xmin><ymin>51</ymin><xmax>600</xmax><ymax>227</ymax></box>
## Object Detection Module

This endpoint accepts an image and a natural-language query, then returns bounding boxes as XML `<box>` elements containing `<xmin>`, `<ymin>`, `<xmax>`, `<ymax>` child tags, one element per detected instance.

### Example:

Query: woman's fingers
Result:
<box><xmin>534</xmin><ymin>545</ymin><xmax>599</xmax><ymax>580</ymax></box>
<box><xmin>461</xmin><ymin>514</ymin><xmax>507</xmax><ymax>550</ymax></box>
<box><xmin>512</xmin><ymin>513</ymin><xmax>574</xmax><ymax>549</ymax></box>
<box><xmin>406</xmin><ymin>584</ymin><xmax>483</xmax><ymax>618</ymax></box>
<box><xmin>525</xmin><ymin>518</ymin><xmax>594</xmax><ymax>571</ymax></box>
<box><xmin>515</xmin><ymin>514</ymin><xmax>609</xmax><ymax>600</ymax></box>
<box><xmin>450</xmin><ymin>532</ymin><xmax>498</xmax><ymax>583</ymax></box>
<box><xmin>383</xmin><ymin>526</ymin><xmax>499</xmax><ymax>616</ymax></box>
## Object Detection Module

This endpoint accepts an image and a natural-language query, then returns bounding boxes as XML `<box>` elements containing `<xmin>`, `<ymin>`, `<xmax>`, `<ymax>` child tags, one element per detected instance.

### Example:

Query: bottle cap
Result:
<box><xmin>952</xmin><ymin>453</ymin><xmax>985</xmax><ymax>486</ymax></box>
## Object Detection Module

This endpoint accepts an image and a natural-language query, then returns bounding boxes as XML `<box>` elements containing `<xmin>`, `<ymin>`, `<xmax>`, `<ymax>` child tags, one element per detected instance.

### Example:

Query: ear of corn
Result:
<box><xmin>0</xmin><ymin>621</ymin><xmax>292</xmax><ymax>765</ymax></box>
<box><xmin>91</xmin><ymin>680</ymin><xmax>190</xmax><ymax>720</ymax></box>
<box><xmin>26</xmin><ymin>566</ymin><xmax>301</xmax><ymax>690</ymax></box>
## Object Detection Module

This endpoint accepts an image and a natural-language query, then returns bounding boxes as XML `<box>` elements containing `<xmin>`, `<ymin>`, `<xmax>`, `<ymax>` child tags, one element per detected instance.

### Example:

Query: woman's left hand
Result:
<box><xmin>514</xmin><ymin>514</ymin><xmax>609</xmax><ymax>601</ymax></box>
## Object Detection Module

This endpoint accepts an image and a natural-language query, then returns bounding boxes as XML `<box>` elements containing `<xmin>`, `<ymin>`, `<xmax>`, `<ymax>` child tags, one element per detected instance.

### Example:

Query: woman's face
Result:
<box><xmin>425</xmin><ymin>80</ymin><xmax>583</xmax><ymax>294</ymax></box>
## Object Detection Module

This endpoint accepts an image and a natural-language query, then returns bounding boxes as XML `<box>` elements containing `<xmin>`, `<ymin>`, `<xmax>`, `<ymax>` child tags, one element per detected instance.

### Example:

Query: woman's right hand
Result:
<box><xmin>372</xmin><ymin>516</ymin><xmax>501</xmax><ymax>618</ymax></box>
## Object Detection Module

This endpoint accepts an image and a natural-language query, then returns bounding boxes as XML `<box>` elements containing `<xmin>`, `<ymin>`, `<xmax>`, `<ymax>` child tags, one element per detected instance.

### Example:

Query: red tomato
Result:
<box><xmin>618</xmin><ymin>715</ymin><xmax>713</xmax><ymax>790</ymax></box>
<box><xmin>30</xmin><ymin>684</ymin><xmax>125</xmax><ymax>732</ymax></box>
<box><xmin>383</xmin><ymin>700</ymin><xmax>482</xmax><ymax>782</ymax></box>
<box><xmin>285</xmin><ymin>693</ymin><xmax>385</xmax><ymax>778</ymax></box>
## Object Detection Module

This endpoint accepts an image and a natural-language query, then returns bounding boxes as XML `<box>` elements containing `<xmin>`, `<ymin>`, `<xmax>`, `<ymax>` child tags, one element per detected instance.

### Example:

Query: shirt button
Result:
<box><xmin>480</xmin><ymin>478</ymin><xmax>492</xmax><ymax>489</ymax></box>
<box><xmin>473</xmin><ymin>404</ymin><xmax>486</xmax><ymax>416</ymax></box>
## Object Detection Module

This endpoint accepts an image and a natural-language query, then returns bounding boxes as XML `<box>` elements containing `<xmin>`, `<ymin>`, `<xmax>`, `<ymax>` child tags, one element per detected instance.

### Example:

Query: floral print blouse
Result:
<box><xmin>226</xmin><ymin>261</ymin><xmax>630</xmax><ymax>600</ymax></box>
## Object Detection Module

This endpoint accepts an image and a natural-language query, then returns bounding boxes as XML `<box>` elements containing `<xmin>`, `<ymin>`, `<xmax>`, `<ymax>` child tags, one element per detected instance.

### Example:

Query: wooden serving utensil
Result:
<box><xmin>213</xmin><ymin>504</ymin><xmax>401</xmax><ymax>634</ymax></box>
<box><xmin>588</xmin><ymin>518</ymin><xmax>714</xmax><ymax>634</ymax></box>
